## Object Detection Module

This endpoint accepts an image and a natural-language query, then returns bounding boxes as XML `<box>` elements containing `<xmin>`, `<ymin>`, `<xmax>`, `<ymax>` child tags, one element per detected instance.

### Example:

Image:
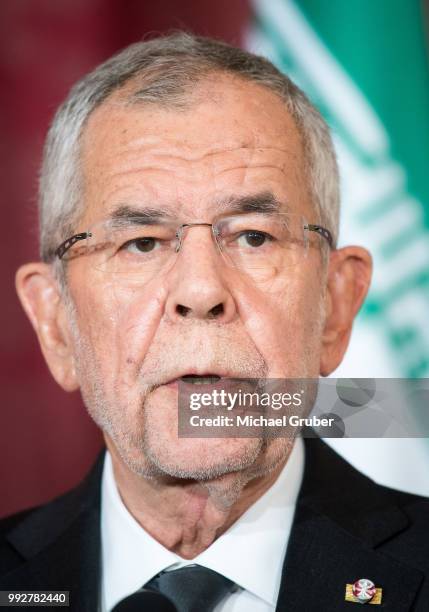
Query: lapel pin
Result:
<box><xmin>345</xmin><ymin>578</ymin><xmax>382</xmax><ymax>605</ymax></box>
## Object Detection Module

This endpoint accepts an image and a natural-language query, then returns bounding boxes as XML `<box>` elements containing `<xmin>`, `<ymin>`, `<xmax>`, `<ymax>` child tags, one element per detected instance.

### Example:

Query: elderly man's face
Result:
<box><xmin>52</xmin><ymin>76</ymin><xmax>331</xmax><ymax>480</ymax></box>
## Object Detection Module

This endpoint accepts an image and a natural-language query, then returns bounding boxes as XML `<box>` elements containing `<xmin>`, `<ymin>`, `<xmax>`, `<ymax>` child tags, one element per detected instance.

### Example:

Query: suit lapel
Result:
<box><xmin>275</xmin><ymin>438</ymin><xmax>424</xmax><ymax>610</ymax></box>
<box><xmin>275</xmin><ymin>505</ymin><xmax>423</xmax><ymax>610</ymax></box>
<box><xmin>0</xmin><ymin>451</ymin><xmax>105</xmax><ymax>612</ymax></box>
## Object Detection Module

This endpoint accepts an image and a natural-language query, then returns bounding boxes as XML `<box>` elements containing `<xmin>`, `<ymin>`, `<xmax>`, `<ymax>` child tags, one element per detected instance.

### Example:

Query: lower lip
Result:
<box><xmin>164</xmin><ymin>379</ymin><xmax>179</xmax><ymax>389</ymax></box>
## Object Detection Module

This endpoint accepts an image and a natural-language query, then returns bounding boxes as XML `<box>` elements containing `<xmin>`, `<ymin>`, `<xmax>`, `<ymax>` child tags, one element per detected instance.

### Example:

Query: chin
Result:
<box><xmin>142</xmin><ymin>434</ymin><xmax>265</xmax><ymax>481</ymax></box>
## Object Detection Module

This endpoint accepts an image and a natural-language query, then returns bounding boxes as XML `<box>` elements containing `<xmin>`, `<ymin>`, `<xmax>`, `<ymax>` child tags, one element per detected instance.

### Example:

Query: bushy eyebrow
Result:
<box><xmin>216</xmin><ymin>191</ymin><xmax>287</xmax><ymax>215</ymax></box>
<box><xmin>106</xmin><ymin>191</ymin><xmax>287</xmax><ymax>227</ymax></box>
<box><xmin>107</xmin><ymin>205</ymin><xmax>176</xmax><ymax>227</ymax></box>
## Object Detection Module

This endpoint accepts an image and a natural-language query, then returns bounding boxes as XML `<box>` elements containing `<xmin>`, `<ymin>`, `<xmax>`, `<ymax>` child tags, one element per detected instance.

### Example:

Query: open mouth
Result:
<box><xmin>180</xmin><ymin>374</ymin><xmax>222</xmax><ymax>385</ymax></box>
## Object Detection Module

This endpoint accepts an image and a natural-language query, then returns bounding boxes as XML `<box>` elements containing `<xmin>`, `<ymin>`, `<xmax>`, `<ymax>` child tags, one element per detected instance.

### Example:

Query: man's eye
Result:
<box><xmin>236</xmin><ymin>231</ymin><xmax>272</xmax><ymax>248</ymax></box>
<box><xmin>122</xmin><ymin>237</ymin><xmax>160</xmax><ymax>253</ymax></box>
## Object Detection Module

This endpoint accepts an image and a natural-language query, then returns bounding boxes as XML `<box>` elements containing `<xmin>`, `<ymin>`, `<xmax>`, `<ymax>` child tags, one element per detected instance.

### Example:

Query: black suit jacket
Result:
<box><xmin>1</xmin><ymin>438</ymin><xmax>428</xmax><ymax>611</ymax></box>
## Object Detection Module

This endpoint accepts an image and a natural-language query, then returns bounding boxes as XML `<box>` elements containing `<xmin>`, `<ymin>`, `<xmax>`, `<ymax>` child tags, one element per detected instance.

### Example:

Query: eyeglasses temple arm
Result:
<box><xmin>55</xmin><ymin>232</ymin><xmax>91</xmax><ymax>259</ymax></box>
<box><xmin>306</xmin><ymin>224</ymin><xmax>333</xmax><ymax>248</ymax></box>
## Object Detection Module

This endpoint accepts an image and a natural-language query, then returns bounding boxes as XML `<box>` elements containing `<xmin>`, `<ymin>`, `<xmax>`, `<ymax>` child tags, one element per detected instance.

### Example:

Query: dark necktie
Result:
<box><xmin>111</xmin><ymin>564</ymin><xmax>236</xmax><ymax>612</ymax></box>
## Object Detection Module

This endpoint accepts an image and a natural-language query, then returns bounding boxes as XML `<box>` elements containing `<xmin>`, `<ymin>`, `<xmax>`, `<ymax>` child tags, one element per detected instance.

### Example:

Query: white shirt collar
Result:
<box><xmin>101</xmin><ymin>437</ymin><xmax>305</xmax><ymax>611</ymax></box>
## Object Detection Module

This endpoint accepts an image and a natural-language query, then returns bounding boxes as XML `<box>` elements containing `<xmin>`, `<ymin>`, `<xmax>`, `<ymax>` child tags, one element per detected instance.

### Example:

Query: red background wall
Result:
<box><xmin>0</xmin><ymin>0</ymin><xmax>250</xmax><ymax>519</ymax></box>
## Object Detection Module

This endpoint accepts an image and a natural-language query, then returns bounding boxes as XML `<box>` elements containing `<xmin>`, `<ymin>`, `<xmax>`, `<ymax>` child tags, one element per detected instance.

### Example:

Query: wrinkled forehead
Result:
<box><xmin>79</xmin><ymin>74</ymin><xmax>312</xmax><ymax>224</ymax></box>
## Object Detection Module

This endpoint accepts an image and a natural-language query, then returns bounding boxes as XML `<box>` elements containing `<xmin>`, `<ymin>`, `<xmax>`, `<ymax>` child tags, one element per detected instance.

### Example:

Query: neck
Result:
<box><xmin>104</xmin><ymin>440</ymin><xmax>290</xmax><ymax>559</ymax></box>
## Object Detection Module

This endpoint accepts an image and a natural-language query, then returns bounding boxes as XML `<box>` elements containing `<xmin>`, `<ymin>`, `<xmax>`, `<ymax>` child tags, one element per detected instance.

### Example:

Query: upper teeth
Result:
<box><xmin>181</xmin><ymin>375</ymin><xmax>221</xmax><ymax>384</ymax></box>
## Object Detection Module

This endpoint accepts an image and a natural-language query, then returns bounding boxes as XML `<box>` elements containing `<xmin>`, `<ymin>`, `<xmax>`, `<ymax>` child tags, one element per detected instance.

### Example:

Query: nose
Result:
<box><xmin>164</xmin><ymin>225</ymin><xmax>237</xmax><ymax>322</ymax></box>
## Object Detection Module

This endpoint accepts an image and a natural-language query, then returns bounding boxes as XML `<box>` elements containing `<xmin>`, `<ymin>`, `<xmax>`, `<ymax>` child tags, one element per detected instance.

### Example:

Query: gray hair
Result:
<box><xmin>39</xmin><ymin>31</ymin><xmax>339</xmax><ymax>263</ymax></box>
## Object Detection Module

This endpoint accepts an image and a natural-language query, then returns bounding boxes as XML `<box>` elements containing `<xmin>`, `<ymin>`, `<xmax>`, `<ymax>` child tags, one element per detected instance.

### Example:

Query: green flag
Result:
<box><xmin>247</xmin><ymin>0</ymin><xmax>429</xmax><ymax>378</ymax></box>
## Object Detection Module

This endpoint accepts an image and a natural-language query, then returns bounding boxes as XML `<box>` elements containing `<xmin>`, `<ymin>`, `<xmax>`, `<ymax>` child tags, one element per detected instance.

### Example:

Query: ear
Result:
<box><xmin>320</xmin><ymin>246</ymin><xmax>372</xmax><ymax>376</ymax></box>
<box><xmin>15</xmin><ymin>262</ymin><xmax>79</xmax><ymax>391</ymax></box>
